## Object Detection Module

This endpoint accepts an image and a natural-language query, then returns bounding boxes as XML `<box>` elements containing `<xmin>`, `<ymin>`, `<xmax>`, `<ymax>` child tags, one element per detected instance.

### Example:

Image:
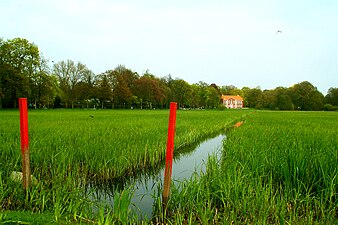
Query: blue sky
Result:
<box><xmin>1</xmin><ymin>0</ymin><xmax>337</xmax><ymax>94</ymax></box>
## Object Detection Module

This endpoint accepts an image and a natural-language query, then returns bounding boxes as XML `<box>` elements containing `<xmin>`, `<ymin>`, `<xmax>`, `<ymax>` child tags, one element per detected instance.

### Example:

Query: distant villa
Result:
<box><xmin>221</xmin><ymin>95</ymin><xmax>244</xmax><ymax>109</ymax></box>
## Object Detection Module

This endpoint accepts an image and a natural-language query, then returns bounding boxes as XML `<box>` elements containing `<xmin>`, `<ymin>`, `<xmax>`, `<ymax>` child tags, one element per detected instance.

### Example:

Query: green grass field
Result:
<box><xmin>0</xmin><ymin>109</ymin><xmax>337</xmax><ymax>224</ymax></box>
<box><xmin>0</xmin><ymin>109</ymin><xmax>247</xmax><ymax>223</ymax></box>
<box><xmin>164</xmin><ymin>111</ymin><xmax>338</xmax><ymax>224</ymax></box>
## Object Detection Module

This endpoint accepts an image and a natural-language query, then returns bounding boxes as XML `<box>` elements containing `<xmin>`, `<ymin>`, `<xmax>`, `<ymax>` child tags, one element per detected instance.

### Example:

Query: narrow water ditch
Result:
<box><xmin>89</xmin><ymin>133</ymin><xmax>226</xmax><ymax>220</ymax></box>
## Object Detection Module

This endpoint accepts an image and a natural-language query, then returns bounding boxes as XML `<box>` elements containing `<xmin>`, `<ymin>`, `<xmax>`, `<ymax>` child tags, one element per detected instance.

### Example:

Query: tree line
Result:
<box><xmin>1</xmin><ymin>37</ymin><xmax>338</xmax><ymax>111</ymax></box>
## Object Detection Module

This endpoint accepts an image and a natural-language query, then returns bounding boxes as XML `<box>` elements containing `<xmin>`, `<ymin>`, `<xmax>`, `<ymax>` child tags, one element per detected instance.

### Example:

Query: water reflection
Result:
<box><xmin>89</xmin><ymin>133</ymin><xmax>226</xmax><ymax>219</ymax></box>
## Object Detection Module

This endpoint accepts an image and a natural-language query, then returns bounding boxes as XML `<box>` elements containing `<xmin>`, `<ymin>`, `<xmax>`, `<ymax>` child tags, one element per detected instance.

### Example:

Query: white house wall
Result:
<box><xmin>223</xmin><ymin>99</ymin><xmax>243</xmax><ymax>109</ymax></box>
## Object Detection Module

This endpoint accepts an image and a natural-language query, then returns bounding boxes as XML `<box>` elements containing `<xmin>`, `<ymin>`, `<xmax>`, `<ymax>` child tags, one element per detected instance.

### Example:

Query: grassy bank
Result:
<box><xmin>164</xmin><ymin>111</ymin><xmax>337</xmax><ymax>224</ymax></box>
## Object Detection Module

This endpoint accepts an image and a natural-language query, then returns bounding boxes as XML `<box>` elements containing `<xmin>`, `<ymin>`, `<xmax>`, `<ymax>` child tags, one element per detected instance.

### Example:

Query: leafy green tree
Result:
<box><xmin>244</xmin><ymin>87</ymin><xmax>263</xmax><ymax>109</ymax></box>
<box><xmin>275</xmin><ymin>87</ymin><xmax>293</xmax><ymax>110</ymax></box>
<box><xmin>153</xmin><ymin>76</ymin><xmax>168</xmax><ymax>109</ymax></box>
<box><xmin>115</xmin><ymin>75</ymin><xmax>133</xmax><ymax>108</ymax></box>
<box><xmin>53</xmin><ymin>60</ymin><xmax>71</xmax><ymax>108</ymax></box>
<box><xmin>96</xmin><ymin>74</ymin><xmax>112</xmax><ymax>109</ymax></box>
<box><xmin>76</xmin><ymin>70</ymin><xmax>96</xmax><ymax>108</ymax></box>
<box><xmin>325</xmin><ymin>87</ymin><xmax>338</xmax><ymax>106</ymax></box>
<box><xmin>307</xmin><ymin>90</ymin><xmax>324</xmax><ymax>111</ymax></box>
<box><xmin>290</xmin><ymin>81</ymin><xmax>323</xmax><ymax>110</ymax></box>
<box><xmin>30</xmin><ymin>56</ymin><xmax>58</xmax><ymax>108</ymax></box>
<box><xmin>221</xmin><ymin>85</ymin><xmax>243</xmax><ymax>96</ymax></box>
<box><xmin>137</xmin><ymin>71</ymin><xmax>168</xmax><ymax>109</ymax></box>
<box><xmin>171</xmin><ymin>79</ymin><xmax>192</xmax><ymax>108</ymax></box>
<box><xmin>289</xmin><ymin>81</ymin><xmax>314</xmax><ymax>110</ymax></box>
<box><xmin>53</xmin><ymin>60</ymin><xmax>90</xmax><ymax>108</ymax></box>
<box><xmin>261</xmin><ymin>87</ymin><xmax>294</xmax><ymax>110</ymax></box>
<box><xmin>197</xmin><ymin>81</ymin><xmax>209</xmax><ymax>108</ymax></box>
<box><xmin>261</xmin><ymin>89</ymin><xmax>277</xmax><ymax>109</ymax></box>
<box><xmin>160</xmin><ymin>74</ymin><xmax>175</xmax><ymax>106</ymax></box>
<box><xmin>2</xmin><ymin>37</ymin><xmax>331</xmax><ymax>112</ymax></box>
<box><xmin>277</xmin><ymin>93</ymin><xmax>294</xmax><ymax>110</ymax></box>
<box><xmin>0</xmin><ymin>38</ymin><xmax>40</xmax><ymax>77</ymax></box>
<box><xmin>133</xmin><ymin>70</ymin><xmax>167</xmax><ymax>109</ymax></box>
<box><xmin>114</xmin><ymin>65</ymin><xmax>138</xmax><ymax>92</ymax></box>
<box><xmin>205</xmin><ymin>86</ymin><xmax>220</xmax><ymax>109</ymax></box>
<box><xmin>134</xmin><ymin>75</ymin><xmax>154</xmax><ymax>109</ymax></box>
<box><xmin>158</xmin><ymin>75</ymin><xmax>172</xmax><ymax>109</ymax></box>
<box><xmin>0</xmin><ymin>38</ymin><xmax>40</xmax><ymax>108</ymax></box>
<box><xmin>53</xmin><ymin>95</ymin><xmax>62</xmax><ymax>108</ymax></box>
<box><xmin>0</xmin><ymin>63</ymin><xmax>29</xmax><ymax>108</ymax></box>
<box><xmin>241</xmin><ymin>86</ymin><xmax>251</xmax><ymax>107</ymax></box>
<box><xmin>190</xmin><ymin>83</ymin><xmax>201</xmax><ymax>108</ymax></box>
<box><xmin>107</xmin><ymin>65</ymin><xmax>138</xmax><ymax>108</ymax></box>
<box><xmin>98</xmin><ymin>69</ymin><xmax>117</xmax><ymax>109</ymax></box>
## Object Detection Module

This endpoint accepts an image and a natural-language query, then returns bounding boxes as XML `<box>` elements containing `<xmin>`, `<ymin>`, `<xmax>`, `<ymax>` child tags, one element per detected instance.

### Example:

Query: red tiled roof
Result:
<box><xmin>221</xmin><ymin>95</ymin><xmax>243</xmax><ymax>101</ymax></box>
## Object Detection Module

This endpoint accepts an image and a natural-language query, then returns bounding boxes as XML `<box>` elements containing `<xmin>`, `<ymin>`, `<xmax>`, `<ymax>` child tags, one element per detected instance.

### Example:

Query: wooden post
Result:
<box><xmin>162</xmin><ymin>102</ymin><xmax>177</xmax><ymax>207</ymax></box>
<box><xmin>19</xmin><ymin>98</ymin><xmax>31</xmax><ymax>190</ymax></box>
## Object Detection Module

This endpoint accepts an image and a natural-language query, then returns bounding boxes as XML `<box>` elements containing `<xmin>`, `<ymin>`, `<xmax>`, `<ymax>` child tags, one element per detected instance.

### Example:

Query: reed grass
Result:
<box><xmin>0</xmin><ymin>109</ymin><xmax>247</xmax><ymax>223</ymax></box>
<box><xmin>164</xmin><ymin>111</ymin><xmax>338</xmax><ymax>224</ymax></box>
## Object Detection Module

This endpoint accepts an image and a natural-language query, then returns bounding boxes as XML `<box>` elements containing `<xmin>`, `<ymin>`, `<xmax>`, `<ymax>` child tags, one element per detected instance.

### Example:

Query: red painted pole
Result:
<box><xmin>162</xmin><ymin>102</ymin><xmax>177</xmax><ymax>206</ymax></box>
<box><xmin>19</xmin><ymin>98</ymin><xmax>31</xmax><ymax>190</ymax></box>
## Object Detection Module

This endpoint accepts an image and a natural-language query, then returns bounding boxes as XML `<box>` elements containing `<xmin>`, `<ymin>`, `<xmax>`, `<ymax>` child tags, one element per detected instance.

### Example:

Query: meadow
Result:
<box><xmin>0</xmin><ymin>108</ymin><xmax>247</xmax><ymax>223</ymax></box>
<box><xmin>163</xmin><ymin>111</ymin><xmax>338</xmax><ymax>224</ymax></box>
<box><xmin>0</xmin><ymin>109</ymin><xmax>336</xmax><ymax>224</ymax></box>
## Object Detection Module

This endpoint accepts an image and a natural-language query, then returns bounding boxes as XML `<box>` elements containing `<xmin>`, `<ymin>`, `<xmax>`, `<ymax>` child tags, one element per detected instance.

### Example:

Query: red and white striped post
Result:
<box><xmin>162</xmin><ymin>102</ymin><xmax>177</xmax><ymax>206</ymax></box>
<box><xmin>19</xmin><ymin>98</ymin><xmax>31</xmax><ymax>190</ymax></box>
